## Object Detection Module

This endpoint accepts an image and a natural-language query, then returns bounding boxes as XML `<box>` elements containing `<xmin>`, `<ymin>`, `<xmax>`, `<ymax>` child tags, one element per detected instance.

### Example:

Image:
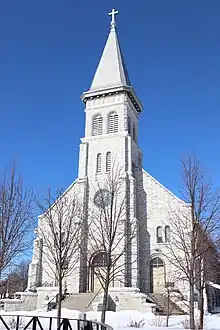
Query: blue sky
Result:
<box><xmin>0</xmin><ymin>0</ymin><xmax>220</xmax><ymax>197</ymax></box>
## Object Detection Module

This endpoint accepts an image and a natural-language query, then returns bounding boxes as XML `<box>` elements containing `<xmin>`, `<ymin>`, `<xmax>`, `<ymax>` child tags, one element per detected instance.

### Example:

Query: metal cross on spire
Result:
<box><xmin>108</xmin><ymin>8</ymin><xmax>119</xmax><ymax>30</ymax></box>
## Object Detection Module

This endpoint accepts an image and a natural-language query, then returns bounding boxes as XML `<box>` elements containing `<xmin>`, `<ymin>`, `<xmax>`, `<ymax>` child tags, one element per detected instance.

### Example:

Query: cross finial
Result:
<box><xmin>108</xmin><ymin>8</ymin><xmax>119</xmax><ymax>30</ymax></box>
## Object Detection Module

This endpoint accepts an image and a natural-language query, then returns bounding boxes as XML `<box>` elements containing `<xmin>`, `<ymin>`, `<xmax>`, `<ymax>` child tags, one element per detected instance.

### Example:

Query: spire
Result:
<box><xmin>89</xmin><ymin>9</ymin><xmax>132</xmax><ymax>91</ymax></box>
<box><xmin>82</xmin><ymin>9</ymin><xmax>142</xmax><ymax>112</ymax></box>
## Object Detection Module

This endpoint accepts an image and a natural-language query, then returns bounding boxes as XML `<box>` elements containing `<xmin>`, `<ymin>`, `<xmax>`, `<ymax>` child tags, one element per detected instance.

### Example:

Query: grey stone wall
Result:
<box><xmin>133</xmin><ymin>166</ymin><xmax>151</xmax><ymax>293</ymax></box>
<box><xmin>4</xmin><ymin>293</ymin><xmax>37</xmax><ymax>312</ymax></box>
<box><xmin>78</xmin><ymin>177</ymin><xmax>89</xmax><ymax>292</ymax></box>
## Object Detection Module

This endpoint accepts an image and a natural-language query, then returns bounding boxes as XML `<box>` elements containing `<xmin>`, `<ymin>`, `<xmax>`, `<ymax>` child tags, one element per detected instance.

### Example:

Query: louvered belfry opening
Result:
<box><xmin>96</xmin><ymin>153</ymin><xmax>102</xmax><ymax>173</ymax></box>
<box><xmin>108</xmin><ymin>112</ymin><xmax>119</xmax><ymax>133</ymax></box>
<box><xmin>106</xmin><ymin>152</ymin><xmax>111</xmax><ymax>172</ymax></box>
<box><xmin>92</xmin><ymin>115</ymin><xmax>103</xmax><ymax>136</ymax></box>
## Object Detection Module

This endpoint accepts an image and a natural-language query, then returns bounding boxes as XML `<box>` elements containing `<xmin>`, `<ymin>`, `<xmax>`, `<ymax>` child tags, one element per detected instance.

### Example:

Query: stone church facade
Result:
<box><xmin>27</xmin><ymin>12</ymin><xmax>195</xmax><ymax>303</ymax></box>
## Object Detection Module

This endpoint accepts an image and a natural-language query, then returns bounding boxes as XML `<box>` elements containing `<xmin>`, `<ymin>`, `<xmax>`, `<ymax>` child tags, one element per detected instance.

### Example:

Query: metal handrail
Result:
<box><xmin>45</xmin><ymin>293</ymin><xmax>58</xmax><ymax>311</ymax></box>
<box><xmin>0</xmin><ymin>315</ymin><xmax>113</xmax><ymax>330</ymax></box>
<box><xmin>86</xmin><ymin>287</ymin><xmax>102</xmax><ymax>309</ymax></box>
<box><xmin>146</xmin><ymin>293</ymin><xmax>164</xmax><ymax>312</ymax></box>
<box><xmin>46</xmin><ymin>290</ymin><xmax>68</xmax><ymax>311</ymax></box>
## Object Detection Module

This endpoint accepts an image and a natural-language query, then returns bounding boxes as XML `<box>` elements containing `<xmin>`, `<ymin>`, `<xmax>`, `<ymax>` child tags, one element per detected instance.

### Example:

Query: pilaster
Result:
<box><xmin>78</xmin><ymin>177</ymin><xmax>89</xmax><ymax>292</ymax></box>
<box><xmin>134</xmin><ymin>166</ymin><xmax>151</xmax><ymax>293</ymax></box>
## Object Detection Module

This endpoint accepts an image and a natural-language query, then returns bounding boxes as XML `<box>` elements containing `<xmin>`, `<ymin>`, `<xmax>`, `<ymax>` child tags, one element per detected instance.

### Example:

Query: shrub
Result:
<box><xmin>126</xmin><ymin>319</ymin><xmax>145</xmax><ymax>328</ymax></box>
<box><xmin>150</xmin><ymin>316</ymin><xmax>166</xmax><ymax>327</ymax></box>
<box><xmin>8</xmin><ymin>317</ymin><xmax>24</xmax><ymax>330</ymax></box>
<box><xmin>181</xmin><ymin>317</ymin><xmax>206</xmax><ymax>329</ymax></box>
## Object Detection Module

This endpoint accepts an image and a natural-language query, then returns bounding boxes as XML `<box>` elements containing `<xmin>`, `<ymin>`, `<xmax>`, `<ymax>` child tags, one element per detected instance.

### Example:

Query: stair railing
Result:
<box><xmin>147</xmin><ymin>293</ymin><xmax>165</xmax><ymax>313</ymax></box>
<box><xmin>86</xmin><ymin>287</ymin><xmax>102</xmax><ymax>309</ymax></box>
<box><xmin>45</xmin><ymin>293</ymin><xmax>58</xmax><ymax>311</ymax></box>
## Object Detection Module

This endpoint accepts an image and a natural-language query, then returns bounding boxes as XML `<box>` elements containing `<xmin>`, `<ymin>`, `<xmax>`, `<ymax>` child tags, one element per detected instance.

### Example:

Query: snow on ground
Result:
<box><xmin>0</xmin><ymin>308</ymin><xmax>219</xmax><ymax>329</ymax></box>
<box><xmin>86</xmin><ymin>310</ymin><xmax>220</xmax><ymax>330</ymax></box>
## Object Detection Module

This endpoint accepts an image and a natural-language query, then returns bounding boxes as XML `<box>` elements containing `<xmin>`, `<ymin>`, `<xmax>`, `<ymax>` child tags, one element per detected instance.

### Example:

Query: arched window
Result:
<box><xmin>165</xmin><ymin>225</ymin><xmax>170</xmax><ymax>243</ymax></box>
<box><xmin>90</xmin><ymin>251</ymin><xmax>110</xmax><ymax>292</ymax></box>
<box><xmin>151</xmin><ymin>257</ymin><xmax>164</xmax><ymax>268</ymax></box>
<box><xmin>156</xmin><ymin>226</ymin><xmax>163</xmax><ymax>243</ymax></box>
<box><xmin>92</xmin><ymin>115</ymin><xmax>103</xmax><ymax>136</ymax></box>
<box><xmin>133</xmin><ymin>123</ymin><xmax>136</xmax><ymax>142</ymax></box>
<box><xmin>106</xmin><ymin>152</ymin><xmax>111</xmax><ymax>172</ymax></box>
<box><xmin>96</xmin><ymin>153</ymin><xmax>101</xmax><ymax>173</ymax></box>
<box><xmin>91</xmin><ymin>252</ymin><xmax>108</xmax><ymax>268</ymax></box>
<box><xmin>128</xmin><ymin>116</ymin><xmax>131</xmax><ymax>135</ymax></box>
<box><xmin>108</xmin><ymin>112</ymin><xmax>119</xmax><ymax>133</ymax></box>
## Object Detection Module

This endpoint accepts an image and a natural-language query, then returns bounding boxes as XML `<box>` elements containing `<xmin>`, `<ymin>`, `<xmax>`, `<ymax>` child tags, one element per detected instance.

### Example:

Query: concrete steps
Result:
<box><xmin>107</xmin><ymin>288</ymin><xmax>155</xmax><ymax>313</ymax></box>
<box><xmin>146</xmin><ymin>293</ymin><xmax>186</xmax><ymax>315</ymax></box>
<box><xmin>61</xmin><ymin>290</ymin><xmax>185</xmax><ymax>315</ymax></box>
<box><xmin>62</xmin><ymin>293</ymin><xmax>98</xmax><ymax>312</ymax></box>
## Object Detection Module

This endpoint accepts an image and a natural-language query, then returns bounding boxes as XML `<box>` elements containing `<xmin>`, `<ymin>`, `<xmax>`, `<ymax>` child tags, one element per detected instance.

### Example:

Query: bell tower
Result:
<box><xmin>77</xmin><ymin>10</ymin><xmax>149</xmax><ymax>293</ymax></box>
<box><xmin>79</xmin><ymin>9</ymin><xmax>142</xmax><ymax>177</ymax></box>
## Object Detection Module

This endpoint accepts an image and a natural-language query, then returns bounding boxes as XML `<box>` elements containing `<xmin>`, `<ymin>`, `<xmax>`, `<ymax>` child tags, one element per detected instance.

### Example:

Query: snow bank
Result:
<box><xmin>0</xmin><ymin>308</ymin><xmax>81</xmax><ymax>319</ymax></box>
<box><xmin>0</xmin><ymin>308</ymin><xmax>219</xmax><ymax>329</ymax></box>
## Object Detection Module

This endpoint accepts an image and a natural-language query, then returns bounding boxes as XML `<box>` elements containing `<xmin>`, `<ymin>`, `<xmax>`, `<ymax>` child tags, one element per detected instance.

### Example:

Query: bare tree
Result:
<box><xmin>36</xmin><ymin>188</ymin><xmax>82</xmax><ymax>324</ymax></box>
<box><xmin>163</xmin><ymin>266</ymin><xmax>177</xmax><ymax>327</ymax></box>
<box><xmin>195</xmin><ymin>234</ymin><xmax>220</xmax><ymax>327</ymax></box>
<box><xmin>0</xmin><ymin>164</ymin><xmax>34</xmax><ymax>278</ymax></box>
<box><xmin>84</xmin><ymin>167</ymin><xmax>137</xmax><ymax>323</ymax></box>
<box><xmin>0</xmin><ymin>280</ymin><xmax>7</xmax><ymax>298</ymax></box>
<box><xmin>164</xmin><ymin>282</ymin><xmax>171</xmax><ymax>328</ymax></box>
<box><xmin>162</xmin><ymin>264</ymin><xmax>185</xmax><ymax>327</ymax></box>
<box><xmin>7</xmin><ymin>260</ymin><xmax>30</xmax><ymax>295</ymax></box>
<box><xmin>165</xmin><ymin>157</ymin><xmax>220</xmax><ymax>329</ymax></box>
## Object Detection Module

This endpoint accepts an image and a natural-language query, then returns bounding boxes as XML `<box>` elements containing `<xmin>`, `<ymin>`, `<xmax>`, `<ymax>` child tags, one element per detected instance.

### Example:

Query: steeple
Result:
<box><xmin>82</xmin><ymin>9</ymin><xmax>142</xmax><ymax>112</ymax></box>
<box><xmin>90</xmin><ymin>9</ymin><xmax>131</xmax><ymax>91</ymax></box>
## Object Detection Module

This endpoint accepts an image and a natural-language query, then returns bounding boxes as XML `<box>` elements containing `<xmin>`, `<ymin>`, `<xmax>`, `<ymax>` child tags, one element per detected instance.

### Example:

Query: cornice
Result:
<box><xmin>81</xmin><ymin>85</ymin><xmax>143</xmax><ymax>113</ymax></box>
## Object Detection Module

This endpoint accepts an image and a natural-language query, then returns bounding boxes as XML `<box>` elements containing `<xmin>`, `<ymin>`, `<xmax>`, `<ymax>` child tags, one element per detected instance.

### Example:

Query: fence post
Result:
<box><xmin>63</xmin><ymin>318</ymin><xmax>69</xmax><ymax>330</ymax></box>
<box><xmin>15</xmin><ymin>316</ymin><xmax>20</xmax><ymax>330</ymax></box>
<box><xmin>49</xmin><ymin>317</ymin><xmax>52</xmax><ymax>330</ymax></box>
<box><xmin>79</xmin><ymin>312</ymin><xmax>86</xmax><ymax>330</ymax></box>
<box><xmin>84</xmin><ymin>321</ymin><xmax>93</xmax><ymax>330</ymax></box>
<box><xmin>77</xmin><ymin>319</ymin><xmax>80</xmax><ymax>330</ymax></box>
<box><xmin>32</xmin><ymin>317</ymin><xmax>37</xmax><ymax>330</ymax></box>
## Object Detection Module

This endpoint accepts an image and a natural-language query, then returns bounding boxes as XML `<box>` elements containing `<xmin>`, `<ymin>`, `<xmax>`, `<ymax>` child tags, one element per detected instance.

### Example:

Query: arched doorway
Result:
<box><xmin>89</xmin><ymin>252</ymin><xmax>108</xmax><ymax>292</ymax></box>
<box><xmin>150</xmin><ymin>257</ymin><xmax>165</xmax><ymax>293</ymax></box>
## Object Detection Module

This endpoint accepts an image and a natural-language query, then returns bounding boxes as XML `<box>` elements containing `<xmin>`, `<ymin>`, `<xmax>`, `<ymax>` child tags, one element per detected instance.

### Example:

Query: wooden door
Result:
<box><xmin>92</xmin><ymin>267</ymin><xmax>106</xmax><ymax>292</ymax></box>
<box><xmin>152</xmin><ymin>266</ymin><xmax>165</xmax><ymax>293</ymax></box>
<box><xmin>151</xmin><ymin>257</ymin><xmax>165</xmax><ymax>293</ymax></box>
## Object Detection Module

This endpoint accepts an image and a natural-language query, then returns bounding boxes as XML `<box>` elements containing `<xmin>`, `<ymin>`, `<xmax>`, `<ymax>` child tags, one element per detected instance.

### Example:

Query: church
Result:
<box><xmin>26</xmin><ymin>10</ymin><xmax>220</xmax><ymax>314</ymax></box>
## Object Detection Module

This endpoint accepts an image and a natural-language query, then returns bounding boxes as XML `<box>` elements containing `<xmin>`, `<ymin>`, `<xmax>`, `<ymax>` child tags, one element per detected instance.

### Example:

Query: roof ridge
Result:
<box><xmin>142</xmin><ymin>169</ymin><xmax>188</xmax><ymax>206</ymax></box>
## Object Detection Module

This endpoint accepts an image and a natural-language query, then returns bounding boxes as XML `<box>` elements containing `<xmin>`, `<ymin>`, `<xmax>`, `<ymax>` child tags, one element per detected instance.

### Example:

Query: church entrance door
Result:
<box><xmin>93</xmin><ymin>267</ymin><xmax>105</xmax><ymax>292</ymax></box>
<box><xmin>150</xmin><ymin>257</ymin><xmax>165</xmax><ymax>293</ymax></box>
<box><xmin>90</xmin><ymin>252</ymin><xmax>108</xmax><ymax>292</ymax></box>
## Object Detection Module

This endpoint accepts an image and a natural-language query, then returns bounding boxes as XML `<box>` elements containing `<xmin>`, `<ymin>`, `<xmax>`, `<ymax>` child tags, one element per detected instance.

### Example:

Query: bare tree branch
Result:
<box><xmin>80</xmin><ymin>165</ymin><xmax>137</xmax><ymax>323</ymax></box>
<box><xmin>165</xmin><ymin>157</ymin><xmax>220</xmax><ymax>329</ymax></box>
<box><xmin>36</xmin><ymin>188</ymin><xmax>82</xmax><ymax>324</ymax></box>
<box><xmin>0</xmin><ymin>164</ymin><xmax>34</xmax><ymax>277</ymax></box>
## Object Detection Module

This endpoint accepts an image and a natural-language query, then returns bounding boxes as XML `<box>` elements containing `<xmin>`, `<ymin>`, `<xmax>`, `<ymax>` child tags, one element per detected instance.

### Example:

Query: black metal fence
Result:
<box><xmin>0</xmin><ymin>315</ymin><xmax>112</xmax><ymax>330</ymax></box>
